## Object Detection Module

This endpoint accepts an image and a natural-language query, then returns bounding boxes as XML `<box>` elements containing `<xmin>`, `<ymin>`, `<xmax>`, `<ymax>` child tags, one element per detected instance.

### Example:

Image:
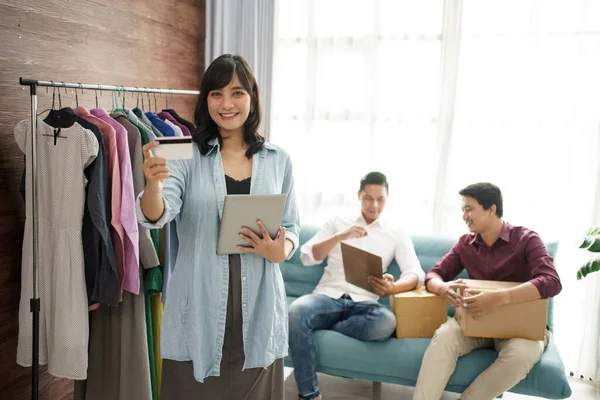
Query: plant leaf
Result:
<box><xmin>579</xmin><ymin>228</ymin><xmax>600</xmax><ymax>250</ymax></box>
<box><xmin>589</xmin><ymin>239</ymin><xmax>600</xmax><ymax>253</ymax></box>
<box><xmin>586</xmin><ymin>227</ymin><xmax>600</xmax><ymax>236</ymax></box>
<box><xmin>576</xmin><ymin>257</ymin><xmax>600</xmax><ymax>280</ymax></box>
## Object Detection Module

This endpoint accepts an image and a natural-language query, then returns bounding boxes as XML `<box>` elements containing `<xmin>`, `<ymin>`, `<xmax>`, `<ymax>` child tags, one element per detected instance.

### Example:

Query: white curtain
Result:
<box><xmin>205</xmin><ymin>0</ymin><xmax>277</xmax><ymax>138</ymax></box>
<box><xmin>271</xmin><ymin>0</ymin><xmax>444</xmax><ymax>230</ymax></box>
<box><xmin>270</xmin><ymin>0</ymin><xmax>600</xmax><ymax>381</ymax></box>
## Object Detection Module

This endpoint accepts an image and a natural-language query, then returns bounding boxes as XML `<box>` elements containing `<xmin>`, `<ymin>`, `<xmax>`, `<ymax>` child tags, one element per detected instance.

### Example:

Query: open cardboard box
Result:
<box><xmin>454</xmin><ymin>279</ymin><xmax>548</xmax><ymax>341</ymax></box>
<box><xmin>390</xmin><ymin>286</ymin><xmax>448</xmax><ymax>338</ymax></box>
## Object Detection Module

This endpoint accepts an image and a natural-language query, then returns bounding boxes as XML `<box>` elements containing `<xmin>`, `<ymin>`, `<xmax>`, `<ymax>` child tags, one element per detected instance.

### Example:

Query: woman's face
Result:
<box><xmin>207</xmin><ymin>73</ymin><xmax>252</xmax><ymax>137</ymax></box>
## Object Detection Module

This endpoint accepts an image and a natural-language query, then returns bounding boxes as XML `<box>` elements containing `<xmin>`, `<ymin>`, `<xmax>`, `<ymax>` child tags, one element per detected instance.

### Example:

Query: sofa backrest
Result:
<box><xmin>280</xmin><ymin>225</ymin><xmax>558</xmax><ymax>332</ymax></box>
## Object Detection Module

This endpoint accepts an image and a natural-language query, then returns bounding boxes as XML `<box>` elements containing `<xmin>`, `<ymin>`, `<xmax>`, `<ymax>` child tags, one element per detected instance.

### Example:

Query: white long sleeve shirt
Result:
<box><xmin>300</xmin><ymin>214</ymin><xmax>425</xmax><ymax>302</ymax></box>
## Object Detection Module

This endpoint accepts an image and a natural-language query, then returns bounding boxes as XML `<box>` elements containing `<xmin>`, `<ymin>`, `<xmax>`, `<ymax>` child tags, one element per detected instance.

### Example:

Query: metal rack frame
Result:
<box><xmin>18</xmin><ymin>77</ymin><xmax>199</xmax><ymax>400</ymax></box>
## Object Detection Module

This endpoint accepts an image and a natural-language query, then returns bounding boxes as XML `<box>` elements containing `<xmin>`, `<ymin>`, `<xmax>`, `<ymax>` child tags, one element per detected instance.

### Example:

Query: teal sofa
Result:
<box><xmin>281</xmin><ymin>226</ymin><xmax>573</xmax><ymax>399</ymax></box>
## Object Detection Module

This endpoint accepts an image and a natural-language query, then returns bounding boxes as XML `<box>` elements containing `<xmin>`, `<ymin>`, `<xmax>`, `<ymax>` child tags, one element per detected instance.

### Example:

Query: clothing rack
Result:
<box><xmin>18</xmin><ymin>78</ymin><xmax>199</xmax><ymax>400</ymax></box>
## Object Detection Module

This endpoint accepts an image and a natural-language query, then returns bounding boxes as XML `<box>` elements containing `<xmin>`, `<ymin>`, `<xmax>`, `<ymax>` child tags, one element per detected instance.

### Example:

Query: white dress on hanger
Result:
<box><xmin>14</xmin><ymin>117</ymin><xmax>98</xmax><ymax>380</ymax></box>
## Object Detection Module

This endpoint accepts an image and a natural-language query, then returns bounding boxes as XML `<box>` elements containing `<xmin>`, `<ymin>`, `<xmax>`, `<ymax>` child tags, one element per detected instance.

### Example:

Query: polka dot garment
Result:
<box><xmin>14</xmin><ymin>117</ymin><xmax>98</xmax><ymax>380</ymax></box>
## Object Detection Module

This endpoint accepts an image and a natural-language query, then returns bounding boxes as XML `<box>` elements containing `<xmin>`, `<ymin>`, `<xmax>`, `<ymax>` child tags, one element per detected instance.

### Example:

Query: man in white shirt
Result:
<box><xmin>288</xmin><ymin>172</ymin><xmax>425</xmax><ymax>400</ymax></box>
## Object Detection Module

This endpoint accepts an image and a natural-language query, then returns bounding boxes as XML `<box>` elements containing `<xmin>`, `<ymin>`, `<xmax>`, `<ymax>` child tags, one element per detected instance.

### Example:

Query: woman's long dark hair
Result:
<box><xmin>193</xmin><ymin>54</ymin><xmax>265</xmax><ymax>158</ymax></box>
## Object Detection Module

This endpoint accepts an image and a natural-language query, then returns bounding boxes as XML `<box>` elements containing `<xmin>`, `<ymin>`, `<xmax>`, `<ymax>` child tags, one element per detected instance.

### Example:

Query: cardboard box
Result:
<box><xmin>454</xmin><ymin>279</ymin><xmax>548</xmax><ymax>341</ymax></box>
<box><xmin>390</xmin><ymin>287</ymin><xmax>448</xmax><ymax>338</ymax></box>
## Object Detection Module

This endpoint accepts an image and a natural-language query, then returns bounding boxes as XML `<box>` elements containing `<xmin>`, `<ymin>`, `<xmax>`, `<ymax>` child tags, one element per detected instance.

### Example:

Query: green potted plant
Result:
<box><xmin>576</xmin><ymin>228</ymin><xmax>600</xmax><ymax>280</ymax></box>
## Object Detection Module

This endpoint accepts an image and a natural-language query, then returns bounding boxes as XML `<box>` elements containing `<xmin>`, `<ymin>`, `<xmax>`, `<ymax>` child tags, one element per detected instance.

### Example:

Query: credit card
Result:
<box><xmin>154</xmin><ymin>137</ymin><xmax>193</xmax><ymax>160</ymax></box>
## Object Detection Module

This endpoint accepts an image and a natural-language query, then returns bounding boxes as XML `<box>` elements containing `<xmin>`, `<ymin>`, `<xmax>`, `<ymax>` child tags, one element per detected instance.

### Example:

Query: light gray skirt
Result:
<box><xmin>160</xmin><ymin>255</ymin><xmax>284</xmax><ymax>400</ymax></box>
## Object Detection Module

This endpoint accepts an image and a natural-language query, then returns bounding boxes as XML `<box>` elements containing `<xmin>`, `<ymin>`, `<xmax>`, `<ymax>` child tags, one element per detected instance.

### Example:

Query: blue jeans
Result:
<box><xmin>288</xmin><ymin>293</ymin><xmax>397</xmax><ymax>400</ymax></box>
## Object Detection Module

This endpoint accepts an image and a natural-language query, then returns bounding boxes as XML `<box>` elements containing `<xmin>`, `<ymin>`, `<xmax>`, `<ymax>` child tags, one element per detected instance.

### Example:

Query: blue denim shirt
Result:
<box><xmin>136</xmin><ymin>138</ymin><xmax>300</xmax><ymax>382</ymax></box>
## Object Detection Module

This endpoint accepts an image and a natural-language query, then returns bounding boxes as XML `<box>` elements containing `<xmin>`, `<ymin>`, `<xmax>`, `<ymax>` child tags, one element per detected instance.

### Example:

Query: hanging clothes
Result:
<box><xmin>90</xmin><ymin>108</ymin><xmax>140</xmax><ymax>295</ymax></box>
<box><xmin>127</xmin><ymin>110</ymin><xmax>158</xmax><ymax>142</ymax></box>
<box><xmin>164</xmin><ymin>119</ymin><xmax>184</xmax><ymax>136</ymax></box>
<box><xmin>75</xmin><ymin>106</ymin><xmax>126</xmax><ymax>299</ymax></box>
<box><xmin>161</xmin><ymin>109</ymin><xmax>195</xmax><ymax>133</ymax></box>
<box><xmin>155</xmin><ymin>110</ymin><xmax>195</xmax><ymax>302</ymax></box>
<box><xmin>110</xmin><ymin>112</ymin><xmax>159</xmax><ymax>270</ymax></box>
<box><xmin>157</xmin><ymin>111</ymin><xmax>191</xmax><ymax>136</ymax></box>
<box><xmin>74</xmin><ymin>110</ymin><xmax>159</xmax><ymax>400</ymax></box>
<box><xmin>59</xmin><ymin>108</ymin><xmax>120</xmax><ymax>309</ymax></box>
<box><xmin>16</xmin><ymin>83</ymin><xmax>199</xmax><ymax>400</ymax></box>
<box><xmin>144</xmin><ymin>264</ymin><xmax>163</xmax><ymax>400</ymax></box>
<box><xmin>15</xmin><ymin>117</ymin><xmax>98</xmax><ymax>380</ymax></box>
<box><xmin>134</xmin><ymin>118</ymin><xmax>163</xmax><ymax>399</ymax></box>
<box><xmin>74</xmin><ymin>274</ymin><xmax>153</xmax><ymax>400</ymax></box>
<box><xmin>151</xmin><ymin>292</ymin><xmax>164</xmax><ymax>398</ymax></box>
<box><xmin>17</xmin><ymin>108</ymin><xmax>120</xmax><ymax>309</ymax></box>
<box><xmin>145</xmin><ymin>111</ymin><xmax>176</xmax><ymax>137</ymax></box>
<box><xmin>133</xmin><ymin>107</ymin><xmax>163</xmax><ymax>138</ymax></box>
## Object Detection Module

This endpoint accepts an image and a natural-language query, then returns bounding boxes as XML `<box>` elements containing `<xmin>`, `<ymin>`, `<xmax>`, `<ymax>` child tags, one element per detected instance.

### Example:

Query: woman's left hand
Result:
<box><xmin>238</xmin><ymin>220</ymin><xmax>287</xmax><ymax>263</ymax></box>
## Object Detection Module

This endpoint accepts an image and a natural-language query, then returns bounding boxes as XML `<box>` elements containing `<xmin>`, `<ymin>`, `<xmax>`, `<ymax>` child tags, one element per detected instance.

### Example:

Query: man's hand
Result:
<box><xmin>238</xmin><ymin>220</ymin><xmax>287</xmax><ymax>263</ymax></box>
<box><xmin>336</xmin><ymin>226</ymin><xmax>367</xmax><ymax>241</ymax></box>
<box><xmin>440</xmin><ymin>279</ymin><xmax>469</xmax><ymax>308</ymax></box>
<box><xmin>462</xmin><ymin>289</ymin><xmax>510</xmax><ymax>319</ymax></box>
<box><xmin>368</xmin><ymin>273</ymin><xmax>397</xmax><ymax>297</ymax></box>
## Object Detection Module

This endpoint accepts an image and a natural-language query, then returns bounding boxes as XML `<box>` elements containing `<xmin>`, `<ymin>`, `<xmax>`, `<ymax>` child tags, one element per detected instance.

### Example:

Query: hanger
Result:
<box><xmin>40</xmin><ymin>81</ymin><xmax>67</xmax><ymax>110</ymax></box>
<box><xmin>95</xmin><ymin>85</ymin><xmax>101</xmax><ymax>109</ymax></box>
<box><xmin>147</xmin><ymin>89</ymin><xmax>152</xmax><ymax>112</ymax></box>
<box><xmin>110</xmin><ymin>87</ymin><xmax>116</xmax><ymax>112</ymax></box>
<box><xmin>154</xmin><ymin>91</ymin><xmax>158</xmax><ymax>112</ymax></box>
<box><xmin>39</xmin><ymin>82</ymin><xmax>72</xmax><ymax>144</ymax></box>
<box><xmin>113</xmin><ymin>86</ymin><xmax>127</xmax><ymax>114</ymax></box>
<box><xmin>41</xmin><ymin>82</ymin><xmax>75</xmax><ymax>128</ymax></box>
<box><xmin>75</xmin><ymin>83</ymin><xmax>83</xmax><ymax>107</ymax></box>
<box><xmin>36</xmin><ymin>81</ymin><xmax>57</xmax><ymax>117</ymax></box>
<box><xmin>57</xmin><ymin>82</ymin><xmax>63</xmax><ymax>109</ymax></box>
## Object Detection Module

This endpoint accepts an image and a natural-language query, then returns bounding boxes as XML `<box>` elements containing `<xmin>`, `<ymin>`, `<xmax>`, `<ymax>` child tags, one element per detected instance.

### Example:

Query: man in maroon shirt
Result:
<box><xmin>413</xmin><ymin>182</ymin><xmax>562</xmax><ymax>400</ymax></box>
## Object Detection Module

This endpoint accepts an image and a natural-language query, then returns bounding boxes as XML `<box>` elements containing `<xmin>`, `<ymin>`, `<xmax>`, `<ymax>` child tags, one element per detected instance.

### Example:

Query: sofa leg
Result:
<box><xmin>372</xmin><ymin>381</ymin><xmax>382</xmax><ymax>400</ymax></box>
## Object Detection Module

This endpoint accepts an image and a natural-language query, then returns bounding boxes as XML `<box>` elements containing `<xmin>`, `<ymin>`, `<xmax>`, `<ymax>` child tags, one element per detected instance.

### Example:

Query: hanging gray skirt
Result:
<box><xmin>160</xmin><ymin>255</ymin><xmax>284</xmax><ymax>400</ymax></box>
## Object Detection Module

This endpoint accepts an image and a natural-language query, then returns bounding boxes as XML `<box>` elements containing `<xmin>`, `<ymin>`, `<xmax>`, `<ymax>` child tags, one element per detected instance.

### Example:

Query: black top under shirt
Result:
<box><xmin>225</xmin><ymin>175</ymin><xmax>251</xmax><ymax>195</ymax></box>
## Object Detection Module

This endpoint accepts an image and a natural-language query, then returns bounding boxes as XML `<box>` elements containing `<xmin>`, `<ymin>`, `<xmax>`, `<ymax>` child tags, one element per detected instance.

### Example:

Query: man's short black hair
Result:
<box><xmin>459</xmin><ymin>182</ymin><xmax>503</xmax><ymax>217</ymax></box>
<box><xmin>360</xmin><ymin>172</ymin><xmax>389</xmax><ymax>193</ymax></box>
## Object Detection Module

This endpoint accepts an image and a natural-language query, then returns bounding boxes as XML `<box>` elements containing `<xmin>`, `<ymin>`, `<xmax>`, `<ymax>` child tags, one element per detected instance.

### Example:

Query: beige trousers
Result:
<box><xmin>413</xmin><ymin>318</ymin><xmax>548</xmax><ymax>400</ymax></box>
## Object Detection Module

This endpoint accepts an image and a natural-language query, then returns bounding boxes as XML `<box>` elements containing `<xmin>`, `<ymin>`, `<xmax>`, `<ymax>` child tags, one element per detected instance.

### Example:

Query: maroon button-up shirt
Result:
<box><xmin>425</xmin><ymin>223</ymin><xmax>562</xmax><ymax>298</ymax></box>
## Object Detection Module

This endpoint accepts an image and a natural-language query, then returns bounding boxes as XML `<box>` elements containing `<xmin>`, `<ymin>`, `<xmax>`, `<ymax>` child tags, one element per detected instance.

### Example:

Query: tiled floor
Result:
<box><xmin>283</xmin><ymin>368</ymin><xmax>600</xmax><ymax>399</ymax></box>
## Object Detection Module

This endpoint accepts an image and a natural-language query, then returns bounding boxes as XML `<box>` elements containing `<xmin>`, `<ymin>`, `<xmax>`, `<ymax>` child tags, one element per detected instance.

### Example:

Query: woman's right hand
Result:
<box><xmin>142</xmin><ymin>142</ymin><xmax>169</xmax><ymax>194</ymax></box>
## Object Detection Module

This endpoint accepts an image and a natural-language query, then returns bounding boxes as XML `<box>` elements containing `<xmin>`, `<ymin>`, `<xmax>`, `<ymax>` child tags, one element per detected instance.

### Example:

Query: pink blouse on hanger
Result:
<box><xmin>91</xmin><ymin>108</ymin><xmax>140</xmax><ymax>296</ymax></box>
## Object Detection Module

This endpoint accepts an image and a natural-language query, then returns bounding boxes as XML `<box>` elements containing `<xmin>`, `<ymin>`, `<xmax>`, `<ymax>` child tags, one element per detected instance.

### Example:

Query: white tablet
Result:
<box><xmin>217</xmin><ymin>194</ymin><xmax>288</xmax><ymax>255</ymax></box>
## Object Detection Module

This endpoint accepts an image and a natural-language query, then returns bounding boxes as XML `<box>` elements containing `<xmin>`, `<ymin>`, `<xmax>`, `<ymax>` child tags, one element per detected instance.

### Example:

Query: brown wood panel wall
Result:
<box><xmin>0</xmin><ymin>1</ymin><xmax>205</xmax><ymax>398</ymax></box>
